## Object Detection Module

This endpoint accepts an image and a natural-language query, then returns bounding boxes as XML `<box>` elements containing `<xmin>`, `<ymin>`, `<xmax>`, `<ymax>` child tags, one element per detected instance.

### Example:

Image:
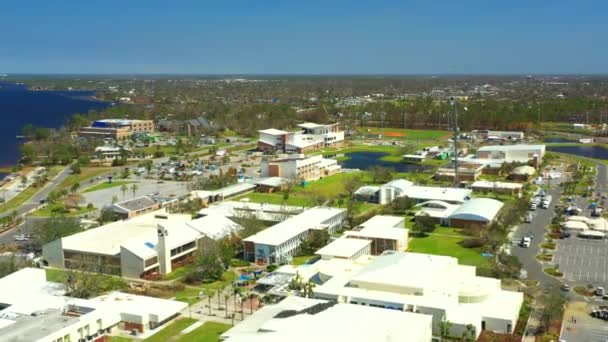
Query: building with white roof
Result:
<box><xmin>472</xmin><ymin>130</ymin><xmax>524</xmax><ymax>141</ymax></box>
<box><xmin>448</xmin><ymin>198</ymin><xmax>504</xmax><ymax>229</ymax></box>
<box><xmin>401</xmin><ymin>185</ymin><xmax>472</xmax><ymax>204</ymax></box>
<box><xmin>255</xmin><ymin>177</ymin><xmax>288</xmax><ymax>193</ymax></box>
<box><xmin>304</xmin><ymin>252</ymin><xmax>523</xmax><ymax>339</ymax></box>
<box><xmin>471</xmin><ymin>180</ymin><xmax>523</xmax><ymax>195</ymax></box>
<box><xmin>221</xmin><ymin>296</ymin><xmax>433</xmax><ymax>342</ymax></box>
<box><xmin>315</xmin><ymin>238</ymin><xmax>372</xmax><ymax>261</ymax></box>
<box><xmin>0</xmin><ymin>268</ymin><xmax>187</xmax><ymax>342</ymax></box>
<box><xmin>354</xmin><ymin>178</ymin><xmax>414</xmax><ymax>204</ymax></box>
<box><xmin>257</xmin><ymin>122</ymin><xmax>344</xmax><ymax>153</ymax></box>
<box><xmin>260</xmin><ymin>154</ymin><xmax>340</xmax><ymax>181</ymax></box>
<box><xmin>112</xmin><ymin>196</ymin><xmax>161</xmax><ymax>219</ymax></box>
<box><xmin>476</xmin><ymin>144</ymin><xmax>545</xmax><ymax>163</ymax></box>
<box><xmin>243</xmin><ymin>207</ymin><xmax>346</xmax><ymax>264</ymax></box>
<box><xmin>415</xmin><ymin>200</ymin><xmax>460</xmax><ymax>226</ymax></box>
<box><xmin>43</xmin><ymin>209</ymin><xmax>241</xmax><ymax>279</ymax></box>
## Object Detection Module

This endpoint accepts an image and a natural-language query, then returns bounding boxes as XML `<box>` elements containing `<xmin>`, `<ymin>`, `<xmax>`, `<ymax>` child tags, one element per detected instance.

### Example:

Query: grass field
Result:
<box><xmin>178</xmin><ymin>321</ymin><xmax>231</xmax><ymax>342</ymax></box>
<box><xmin>84</xmin><ymin>180</ymin><xmax>132</xmax><ymax>193</ymax></box>
<box><xmin>363</xmin><ymin>128</ymin><xmax>449</xmax><ymax>140</ymax></box>
<box><xmin>0</xmin><ymin>166</ymin><xmax>64</xmax><ymax>214</ymax></box>
<box><xmin>108</xmin><ymin>337</ymin><xmax>133</xmax><ymax>342</ymax></box>
<box><xmin>143</xmin><ymin>318</ymin><xmax>197</xmax><ymax>342</ymax></box>
<box><xmin>45</xmin><ymin>268</ymin><xmax>127</xmax><ymax>292</ymax></box>
<box><xmin>408</xmin><ymin>227</ymin><xmax>490</xmax><ymax>267</ymax></box>
<box><xmin>291</xmin><ymin>255</ymin><xmax>316</xmax><ymax>265</ymax></box>
<box><xmin>174</xmin><ymin>271</ymin><xmax>237</xmax><ymax>305</ymax></box>
<box><xmin>30</xmin><ymin>203</ymin><xmax>96</xmax><ymax>217</ymax></box>
<box><xmin>58</xmin><ymin>167</ymin><xmax>113</xmax><ymax>192</ymax></box>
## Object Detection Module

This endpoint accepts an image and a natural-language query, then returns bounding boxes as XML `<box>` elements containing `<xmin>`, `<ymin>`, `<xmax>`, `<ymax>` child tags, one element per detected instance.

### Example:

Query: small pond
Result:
<box><xmin>547</xmin><ymin>145</ymin><xmax>608</xmax><ymax>160</ymax></box>
<box><xmin>337</xmin><ymin>151</ymin><xmax>430</xmax><ymax>172</ymax></box>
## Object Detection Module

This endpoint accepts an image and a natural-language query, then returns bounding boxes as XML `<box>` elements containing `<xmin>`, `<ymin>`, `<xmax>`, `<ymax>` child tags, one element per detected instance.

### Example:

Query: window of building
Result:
<box><xmin>145</xmin><ymin>256</ymin><xmax>158</xmax><ymax>267</ymax></box>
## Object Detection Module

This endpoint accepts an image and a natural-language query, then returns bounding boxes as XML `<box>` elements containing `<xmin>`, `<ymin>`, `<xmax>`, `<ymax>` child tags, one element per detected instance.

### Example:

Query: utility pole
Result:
<box><xmin>450</xmin><ymin>97</ymin><xmax>459</xmax><ymax>186</ymax></box>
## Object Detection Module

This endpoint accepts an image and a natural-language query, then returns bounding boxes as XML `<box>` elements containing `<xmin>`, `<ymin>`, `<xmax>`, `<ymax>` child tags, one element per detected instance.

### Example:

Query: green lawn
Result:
<box><xmin>363</xmin><ymin>128</ymin><xmax>449</xmax><ymax>140</ymax></box>
<box><xmin>164</xmin><ymin>264</ymin><xmax>194</xmax><ymax>281</ymax></box>
<box><xmin>45</xmin><ymin>268</ymin><xmax>127</xmax><ymax>292</ymax></box>
<box><xmin>58</xmin><ymin>167</ymin><xmax>113</xmax><ymax>192</ymax></box>
<box><xmin>291</xmin><ymin>255</ymin><xmax>316</xmax><ymax>265</ymax></box>
<box><xmin>178</xmin><ymin>321</ymin><xmax>231</xmax><ymax>342</ymax></box>
<box><xmin>0</xmin><ymin>166</ymin><xmax>64</xmax><ymax>214</ymax></box>
<box><xmin>108</xmin><ymin>337</ymin><xmax>133</xmax><ymax>342</ymax></box>
<box><xmin>236</xmin><ymin>192</ymin><xmax>313</xmax><ymax>207</ymax></box>
<box><xmin>174</xmin><ymin>271</ymin><xmax>237</xmax><ymax>305</ymax></box>
<box><xmin>84</xmin><ymin>180</ymin><xmax>132</xmax><ymax>193</ymax></box>
<box><xmin>143</xmin><ymin>318</ymin><xmax>197</xmax><ymax>342</ymax></box>
<box><xmin>30</xmin><ymin>203</ymin><xmax>96</xmax><ymax>217</ymax></box>
<box><xmin>408</xmin><ymin>227</ymin><xmax>490</xmax><ymax>267</ymax></box>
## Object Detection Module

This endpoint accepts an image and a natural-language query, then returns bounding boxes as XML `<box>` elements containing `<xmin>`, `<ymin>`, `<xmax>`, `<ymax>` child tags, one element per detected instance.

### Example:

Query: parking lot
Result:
<box><xmin>555</xmin><ymin>238</ymin><xmax>608</xmax><ymax>286</ymax></box>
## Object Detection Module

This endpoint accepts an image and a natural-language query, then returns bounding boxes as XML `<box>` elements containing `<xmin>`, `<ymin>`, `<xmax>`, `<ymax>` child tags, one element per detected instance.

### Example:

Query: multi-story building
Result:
<box><xmin>243</xmin><ymin>207</ymin><xmax>346</xmax><ymax>265</ymax></box>
<box><xmin>79</xmin><ymin>119</ymin><xmax>155</xmax><ymax>141</ymax></box>
<box><xmin>258</xmin><ymin>122</ymin><xmax>344</xmax><ymax>153</ymax></box>
<box><xmin>260</xmin><ymin>154</ymin><xmax>341</xmax><ymax>181</ymax></box>
<box><xmin>42</xmin><ymin>210</ymin><xmax>241</xmax><ymax>279</ymax></box>
<box><xmin>475</xmin><ymin>144</ymin><xmax>545</xmax><ymax>164</ymax></box>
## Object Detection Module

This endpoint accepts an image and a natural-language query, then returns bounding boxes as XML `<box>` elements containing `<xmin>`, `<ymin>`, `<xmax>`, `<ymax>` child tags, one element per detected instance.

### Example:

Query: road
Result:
<box><xmin>511</xmin><ymin>186</ymin><xmax>562</xmax><ymax>289</ymax></box>
<box><xmin>0</xmin><ymin>166</ymin><xmax>71</xmax><ymax>219</ymax></box>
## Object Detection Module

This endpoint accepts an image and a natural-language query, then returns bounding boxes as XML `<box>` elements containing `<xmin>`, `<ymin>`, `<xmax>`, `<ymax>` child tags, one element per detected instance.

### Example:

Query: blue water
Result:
<box><xmin>338</xmin><ymin>151</ymin><xmax>430</xmax><ymax>172</ymax></box>
<box><xmin>548</xmin><ymin>145</ymin><xmax>608</xmax><ymax>160</ymax></box>
<box><xmin>0</xmin><ymin>82</ymin><xmax>109</xmax><ymax>166</ymax></box>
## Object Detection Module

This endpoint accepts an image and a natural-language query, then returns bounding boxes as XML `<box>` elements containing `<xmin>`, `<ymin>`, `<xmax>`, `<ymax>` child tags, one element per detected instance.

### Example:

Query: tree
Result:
<box><xmin>439</xmin><ymin>318</ymin><xmax>453</xmax><ymax>342</ymax></box>
<box><xmin>32</xmin><ymin>216</ymin><xmax>83</xmax><ymax>249</ymax></box>
<box><xmin>0</xmin><ymin>255</ymin><xmax>23</xmax><ymax>278</ymax></box>
<box><xmin>412</xmin><ymin>213</ymin><xmax>436</xmax><ymax>236</ymax></box>
<box><xmin>462</xmin><ymin>324</ymin><xmax>475</xmax><ymax>342</ymax></box>
<box><xmin>70</xmin><ymin>163</ymin><xmax>81</xmax><ymax>175</ymax></box>
<box><xmin>120</xmin><ymin>184</ymin><xmax>128</xmax><ymax>200</ymax></box>
<box><xmin>70</xmin><ymin>182</ymin><xmax>80</xmax><ymax>194</ymax></box>
<box><xmin>130</xmin><ymin>183</ymin><xmax>138</xmax><ymax>198</ymax></box>
<box><xmin>62</xmin><ymin>265</ymin><xmax>126</xmax><ymax>299</ymax></box>
<box><xmin>539</xmin><ymin>286</ymin><xmax>566</xmax><ymax>333</ymax></box>
<box><xmin>232</xmin><ymin>213</ymin><xmax>266</xmax><ymax>240</ymax></box>
<box><xmin>185</xmin><ymin>253</ymin><xmax>224</xmax><ymax>284</ymax></box>
<box><xmin>369</xmin><ymin>166</ymin><xmax>393</xmax><ymax>184</ymax></box>
<box><xmin>344</xmin><ymin>174</ymin><xmax>363</xmax><ymax>198</ymax></box>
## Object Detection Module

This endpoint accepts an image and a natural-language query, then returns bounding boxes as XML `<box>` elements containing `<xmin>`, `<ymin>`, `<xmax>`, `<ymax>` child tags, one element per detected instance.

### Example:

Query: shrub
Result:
<box><xmin>460</xmin><ymin>238</ymin><xmax>485</xmax><ymax>248</ymax></box>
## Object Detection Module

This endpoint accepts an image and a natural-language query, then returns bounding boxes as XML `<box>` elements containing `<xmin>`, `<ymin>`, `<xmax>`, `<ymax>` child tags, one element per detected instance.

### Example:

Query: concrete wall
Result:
<box><xmin>42</xmin><ymin>239</ymin><xmax>64</xmax><ymax>268</ymax></box>
<box><xmin>120</xmin><ymin>247</ymin><xmax>145</xmax><ymax>279</ymax></box>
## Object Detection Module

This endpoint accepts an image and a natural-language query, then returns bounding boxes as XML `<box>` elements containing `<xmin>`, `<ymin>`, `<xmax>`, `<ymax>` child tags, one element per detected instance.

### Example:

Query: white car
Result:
<box><xmin>520</xmin><ymin>237</ymin><xmax>531</xmax><ymax>248</ymax></box>
<box><xmin>530</xmin><ymin>203</ymin><xmax>537</xmax><ymax>211</ymax></box>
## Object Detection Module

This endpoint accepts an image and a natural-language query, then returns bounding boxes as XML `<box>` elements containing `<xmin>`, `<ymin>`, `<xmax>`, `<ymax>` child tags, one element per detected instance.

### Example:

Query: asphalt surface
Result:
<box><xmin>0</xmin><ymin>166</ymin><xmax>71</xmax><ymax>219</ymax></box>
<box><xmin>511</xmin><ymin>186</ymin><xmax>562</xmax><ymax>289</ymax></box>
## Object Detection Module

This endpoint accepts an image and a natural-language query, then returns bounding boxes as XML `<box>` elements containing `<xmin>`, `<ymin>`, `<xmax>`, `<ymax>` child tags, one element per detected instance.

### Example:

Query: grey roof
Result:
<box><xmin>113</xmin><ymin>196</ymin><xmax>158</xmax><ymax>213</ymax></box>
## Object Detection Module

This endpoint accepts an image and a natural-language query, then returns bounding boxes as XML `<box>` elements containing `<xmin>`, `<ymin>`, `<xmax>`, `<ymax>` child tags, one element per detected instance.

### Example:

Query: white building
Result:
<box><xmin>306</xmin><ymin>252</ymin><xmax>523</xmax><ymax>339</ymax></box>
<box><xmin>401</xmin><ymin>185</ymin><xmax>472</xmax><ymax>204</ymax></box>
<box><xmin>475</xmin><ymin>144</ymin><xmax>545</xmax><ymax>163</ymax></box>
<box><xmin>43</xmin><ymin>210</ymin><xmax>241</xmax><ymax>279</ymax></box>
<box><xmin>354</xmin><ymin>179</ymin><xmax>414</xmax><ymax>204</ymax></box>
<box><xmin>447</xmin><ymin>198</ymin><xmax>504</xmax><ymax>229</ymax></box>
<box><xmin>315</xmin><ymin>238</ymin><xmax>372</xmax><ymax>261</ymax></box>
<box><xmin>94</xmin><ymin>146</ymin><xmax>131</xmax><ymax>159</ymax></box>
<box><xmin>472</xmin><ymin>130</ymin><xmax>525</xmax><ymax>141</ymax></box>
<box><xmin>345</xmin><ymin>215</ymin><xmax>408</xmax><ymax>255</ymax></box>
<box><xmin>260</xmin><ymin>154</ymin><xmax>341</xmax><ymax>181</ymax></box>
<box><xmin>221</xmin><ymin>296</ymin><xmax>433</xmax><ymax>342</ymax></box>
<box><xmin>258</xmin><ymin>122</ymin><xmax>344</xmax><ymax>153</ymax></box>
<box><xmin>0</xmin><ymin>268</ymin><xmax>187</xmax><ymax>342</ymax></box>
<box><xmin>243</xmin><ymin>207</ymin><xmax>346</xmax><ymax>264</ymax></box>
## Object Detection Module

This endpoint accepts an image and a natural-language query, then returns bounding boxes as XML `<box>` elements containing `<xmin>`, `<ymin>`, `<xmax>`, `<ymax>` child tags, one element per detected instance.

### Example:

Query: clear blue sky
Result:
<box><xmin>1</xmin><ymin>0</ymin><xmax>606</xmax><ymax>74</ymax></box>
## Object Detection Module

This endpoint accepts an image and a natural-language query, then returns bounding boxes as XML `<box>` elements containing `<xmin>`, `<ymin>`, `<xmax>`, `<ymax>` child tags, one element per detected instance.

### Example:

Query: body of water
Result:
<box><xmin>547</xmin><ymin>145</ymin><xmax>608</xmax><ymax>160</ymax></box>
<box><xmin>0</xmin><ymin>82</ymin><xmax>110</xmax><ymax>168</ymax></box>
<box><xmin>338</xmin><ymin>151</ymin><xmax>430</xmax><ymax>172</ymax></box>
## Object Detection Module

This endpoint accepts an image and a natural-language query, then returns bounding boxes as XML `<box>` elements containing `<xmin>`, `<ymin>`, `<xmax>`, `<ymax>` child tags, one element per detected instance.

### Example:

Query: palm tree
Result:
<box><xmin>439</xmin><ymin>318</ymin><xmax>453</xmax><ymax>342</ymax></box>
<box><xmin>463</xmin><ymin>324</ymin><xmax>475</xmax><ymax>341</ymax></box>
<box><xmin>224</xmin><ymin>293</ymin><xmax>230</xmax><ymax>318</ymax></box>
<box><xmin>70</xmin><ymin>182</ymin><xmax>80</xmax><ymax>194</ymax></box>
<box><xmin>130</xmin><ymin>183</ymin><xmax>138</xmax><ymax>198</ymax></box>
<box><xmin>120</xmin><ymin>184</ymin><xmax>128</xmax><ymax>200</ymax></box>
<box><xmin>207</xmin><ymin>290</ymin><xmax>214</xmax><ymax>316</ymax></box>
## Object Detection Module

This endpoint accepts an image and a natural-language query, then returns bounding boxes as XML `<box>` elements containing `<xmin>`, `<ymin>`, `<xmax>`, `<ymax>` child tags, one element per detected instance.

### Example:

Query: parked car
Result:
<box><xmin>596</xmin><ymin>287</ymin><xmax>605</xmax><ymax>297</ymax></box>
<box><xmin>560</xmin><ymin>231</ymin><xmax>571</xmax><ymax>239</ymax></box>
<box><xmin>524</xmin><ymin>213</ymin><xmax>533</xmax><ymax>223</ymax></box>
<box><xmin>530</xmin><ymin>203</ymin><xmax>537</xmax><ymax>211</ymax></box>
<box><xmin>541</xmin><ymin>201</ymin><xmax>549</xmax><ymax>209</ymax></box>
<box><xmin>520</xmin><ymin>237</ymin><xmax>531</xmax><ymax>248</ymax></box>
<box><xmin>561</xmin><ymin>284</ymin><xmax>571</xmax><ymax>292</ymax></box>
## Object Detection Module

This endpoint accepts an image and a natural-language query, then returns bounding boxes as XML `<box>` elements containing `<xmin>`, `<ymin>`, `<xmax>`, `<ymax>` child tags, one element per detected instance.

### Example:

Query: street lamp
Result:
<box><xmin>450</xmin><ymin>97</ymin><xmax>459</xmax><ymax>186</ymax></box>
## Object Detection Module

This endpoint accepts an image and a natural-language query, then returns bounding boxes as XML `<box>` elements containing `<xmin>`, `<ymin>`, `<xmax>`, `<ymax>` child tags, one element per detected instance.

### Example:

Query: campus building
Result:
<box><xmin>354</xmin><ymin>181</ymin><xmax>471</xmax><ymax>205</ymax></box>
<box><xmin>354</xmin><ymin>179</ymin><xmax>414</xmax><ymax>204</ymax></box>
<box><xmin>79</xmin><ymin>119</ymin><xmax>155</xmax><ymax>141</ymax></box>
<box><xmin>221</xmin><ymin>296</ymin><xmax>433</xmax><ymax>342</ymax></box>
<box><xmin>112</xmin><ymin>196</ymin><xmax>161</xmax><ymax>219</ymax></box>
<box><xmin>42</xmin><ymin>210</ymin><xmax>241</xmax><ymax>279</ymax></box>
<box><xmin>309</xmin><ymin>252</ymin><xmax>522</xmax><ymax>339</ymax></box>
<box><xmin>0</xmin><ymin>268</ymin><xmax>187</xmax><ymax>341</ymax></box>
<box><xmin>243</xmin><ymin>207</ymin><xmax>346</xmax><ymax>265</ymax></box>
<box><xmin>257</xmin><ymin>122</ymin><xmax>344</xmax><ymax>153</ymax></box>
<box><xmin>260</xmin><ymin>154</ymin><xmax>341</xmax><ymax>182</ymax></box>
<box><xmin>471</xmin><ymin>130</ymin><xmax>525</xmax><ymax>141</ymax></box>
<box><xmin>475</xmin><ymin>144</ymin><xmax>545</xmax><ymax>164</ymax></box>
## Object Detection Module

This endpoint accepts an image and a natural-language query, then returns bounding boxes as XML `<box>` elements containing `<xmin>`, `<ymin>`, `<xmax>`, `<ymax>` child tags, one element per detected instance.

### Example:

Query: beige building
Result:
<box><xmin>79</xmin><ymin>119</ymin><xmax>155</xmax><ymax>140</ymax></box>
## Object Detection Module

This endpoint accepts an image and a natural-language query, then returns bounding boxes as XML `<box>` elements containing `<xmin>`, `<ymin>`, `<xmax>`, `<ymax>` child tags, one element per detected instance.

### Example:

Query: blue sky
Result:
<box><xmin>1</xmin><ymin>0</ymin><xmax>606</xmax><ymax>74</ymax></box>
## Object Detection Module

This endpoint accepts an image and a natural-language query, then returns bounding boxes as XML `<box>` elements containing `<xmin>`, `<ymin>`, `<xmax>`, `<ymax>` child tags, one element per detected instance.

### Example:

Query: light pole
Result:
<box><xmin>450</xmin><ymin>97</ymin><xmax>459</xmax><ymax>186</ymax></box>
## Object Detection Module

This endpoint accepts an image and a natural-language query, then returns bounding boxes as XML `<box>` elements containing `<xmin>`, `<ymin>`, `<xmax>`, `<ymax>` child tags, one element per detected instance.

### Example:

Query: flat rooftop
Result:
<box><xmin>401</xmin><ymin>185</ymin><xmax>472</xmax><ymax>203</ymax></box>
<box><xmin>114</xmin><ymin>196</ymin><xmax>158</xmax><ymax>213</ymax></box>
<box><xmin>244</xmin><ymin>207</ymin><xmax>345</xmax><ymax>246</ymax></box>
<box><xmin>477</xmin><ymin>144</ymin><xmax>545</xmax><ymax>152</ymax></box>
<box><xmin>315</xmin><ymin>238</ymin><xmax>371</xmax><ymax>258</ymax></box>
<box><xmin>259</xmin><ymin>128</ymin><xmax>288</xmax><ymax>135</ymax></box>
